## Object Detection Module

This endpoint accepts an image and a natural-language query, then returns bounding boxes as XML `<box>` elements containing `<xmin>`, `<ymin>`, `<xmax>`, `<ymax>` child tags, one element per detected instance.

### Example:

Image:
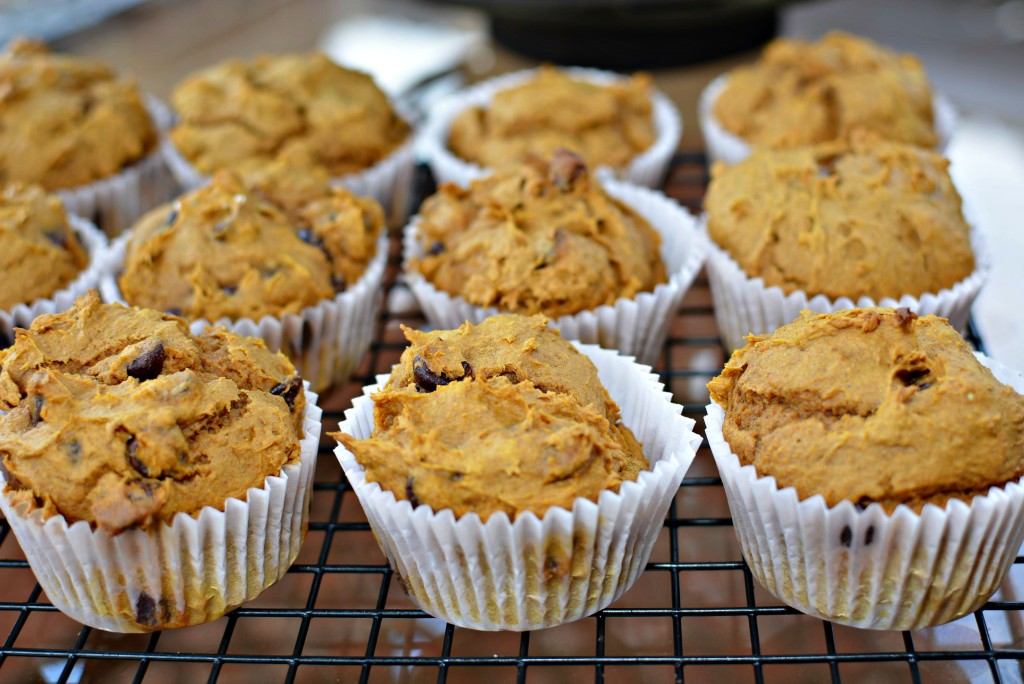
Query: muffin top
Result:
<box><xmin>414</xmin><ymin>150</ymin><xmax>667</xmax><ymax>317</ymax></box>
<box><xmin>338</xmin><ymin>314</ymin><xmax>647</xmax><ymax>521</ymax></box>
<box><xmin>704</xmin><ymin>137</ymin><xmax>974</xmax><ymax>300</ymax></box>
<box><xmin>708</xmin><ymin>308</ymin><xmax>1024</xmax><ymax>512</ymax></box>
<box><xmin>714</xmin><ymin>31</ymin><xmax>936</xmax><ymax>149</ymax></box>
<box><xmin>0</xmin><ymin>292</ymin><xmax>306</xmax><ymax>534</ymax></box>
<box><xmin>118</xmin><ymin>161</ymin><xmax>383</xmax><ymax>321</ymax></box>
<box><xmin>0</xmin><ymin>38</ymin><xmax>157</xmax><ymax>190</ymax></box>
<box><xmin>0</xmin><ymin>183</ymin><xmax>88</xmax><ymax>310</ymax></box>
<box><xmin>448</xmin><ymin>66</ymin><xmax>655</xmax><ymax>171</ymax></box>
<box><xmin>170</xmin><ymin>52</ymin><xmax>409</xmax><ymax>176</ymax></box>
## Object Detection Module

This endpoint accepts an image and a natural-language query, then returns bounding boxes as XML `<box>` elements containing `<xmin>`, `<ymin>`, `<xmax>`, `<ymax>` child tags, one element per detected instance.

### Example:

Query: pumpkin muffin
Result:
<box><xmin>0</xmin><ymin>183</ymin><xmax>89</xmax><ymax>310</ymax></box>
<box><xmin>169</xmin><ymin>52</ymin><xmax>409</xmax><ymax>177</ymax></box>
<box><xmin>448</xmin><ymin>66</ymin><xmax>655</xmax><ymax>171</ymax></box>
<box><xmin>704</xmin><ymin>307</ymin><xmax>1024</xmax><ymax>629</ymax></box>
<box><xmin>712</xmin><ymin>31</ymin><xmax>937</xmax><ymax>149</ymax></box>
<box><xmin>0</xmin><ymin>38</ymin><xmax>157</xmax><ymax>191</ymax></box>
<box><xmin>413</xmin><ymin>149</ymin><xmax>667</xmax><ymax>318</ymax></box>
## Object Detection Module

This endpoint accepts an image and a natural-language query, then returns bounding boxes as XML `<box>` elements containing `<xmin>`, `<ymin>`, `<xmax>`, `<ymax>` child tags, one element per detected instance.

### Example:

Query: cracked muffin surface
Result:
<box><xmin>0</xmin><ymin>39</ymin><xmax>156</xmax><ymax>190</ymax></box>
<box><xmin>337</xmin><ymin>314</ymin><xmax>647</xmax><ymax>520</ymax></box>
<box><xmin>0</xmin><ymin>292</ymin><xmax>305</xmax><ymax>533</ymax></box>
<box><xmin>708</xmin><ymin>308</ymin><xmax>1024</xmax><ymax>512</ymax></box>
<box><xmin>170</xmin><ymin>52</ymin><xmax>409</xmax><ymax>176</ymax></box>
<box><xmin>118</xmin><ymin>161</ymin><xmax>383</xmax><ymax>321</ymax></box>
<box><xmin>714</xmin><ymin>31</ymin><xmax>937</xmax><ymax>149</ymax></box>
<box><xmin>414</xmin><ymin>150</ymin><xmax>666</xmax><ymax>317</ymax></box>
<box><xmin>0</xmin><ymin>183</ymin><xmax>88</xmax><ymax>309</ymax></box>
<box><xmin>448</xmin><ymin>66</ymin><xmax>655</xmax><ymax>171</ymax></box>
<box><xmin>704</xmin><ymin>136</ymin><xmax>974</xmax><ymax>300</ymax></box>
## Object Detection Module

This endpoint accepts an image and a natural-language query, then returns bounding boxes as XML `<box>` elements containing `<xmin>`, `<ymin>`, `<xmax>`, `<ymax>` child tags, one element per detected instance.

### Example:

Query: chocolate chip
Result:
<box><xmin>135</xmin><ymin>592</ymin><xmax>158</xmax><ymax>627</ymax></box>
<box><xmin>29</xmin><ymin>396</ymin><xmax>43</xmax><ymax>427</ymax></box>
<box><xmin>413</xmin><ymin>354</ymin><xmax>452</xmax><ymax>393</ymax></box>
<box><xmin>127</xmin><ymin>343</ymin><xmax>165</xmax><ymax>381</ymax></box>
<box><xmin>269</xmin><ymin>376</ymin><xmax>303</xmax><ymax>410</ymax></box>
<box><xmin>895</xmin><ymin>367</ymin><xmax>930</xmax><ymax>387</ymax></box>
<box><xmin>840</xmin><ymin>525</ymin><xmax>852</xmax><ymax>548</ymax></box>
<box><xmin>894</xmin><ymin>307</ymin><xmax>917</xmax><ymax>329</ymax></box>
<box><xmin>126</xmin><ymin>436</ymin><xmax>148</xmax><ymax>477</ymax></box>
<box><xmin>64</xmin><ymin>440</ymin><xmax>82</xmax><ymax>463</ymax></box>
<box><xmin>461</xmin><ymin>361</ymin><xmax>473</xmax><ymax>378</ymax></box>
<box><xmin>865</xmin><ymin>526</ymin><xmax>875</xmax><ymax>546</ymax></box>
<box><xmin>428</xmin><ymin>241</ymin><xmax>445</xmax><ymax>256</ymax></box>
<box><xmin>44</xmin><ymin>230</ymin><xmax>67</xmax><ymax>249</ymax></box>
<box><xmin>405</xmin><ymin>477</ymin><xmax>420</xmax><ymax>507</ymax></box>
<box><xmin>549</xmin><ymin>148</ymin><xmax>586</xmax><ymax>190</ymax></box>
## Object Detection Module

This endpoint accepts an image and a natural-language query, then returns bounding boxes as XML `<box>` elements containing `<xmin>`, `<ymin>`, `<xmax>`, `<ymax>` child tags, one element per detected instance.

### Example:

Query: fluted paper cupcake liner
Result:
<box><xmin>699</xmin><ymin>73</ymin><xmax>958</xmax><ymax>166</ymax></box>
<box><xmin>335</xmin><ymin>343</ymin><xmax>701</xmax><ymax>631</ymax></box>
<box><xmin>402</xmin><ymin>177</ymin><xmax>706</xmax><ymax>365</ymax></box>
<box><xmin>703</xmin><ymin>223</ymin><xmax>989</xmax><ymax>351</ymax></box>
<box><xmin>161</xmin><ymin>109</ymin><xmax>416</xmax><ymax>225</ymax></box>
<box><xmin>57</xmin><ymin>96</ymin><xmax>176</xmax><ymax>237</ymax></box>
<box><xmin>419</xmin><ymin>67</ymin><xmax>682</xmax><ymax>190</ymax></box>
<box><xmin>705</xmin><ymin>355</ymin><xmax>1024</xmax><ymax>630</ymax></box>
<box><xmin>0</xmin><ymin>387</ymin><xmax>322</xmax><ymax>632</ymax></box>
<box><xmin>100</xmin><ymin>233</ymin><xmax>387</xmax><ymax>393</ymax></box>
<box><xmin>1</xmin><ymin>214</ymin><xmax>108</xmax><ymax>349</ymax></box>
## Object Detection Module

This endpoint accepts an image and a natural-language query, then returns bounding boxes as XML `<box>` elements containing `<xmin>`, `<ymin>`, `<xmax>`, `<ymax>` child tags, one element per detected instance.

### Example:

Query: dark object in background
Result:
<box><xmin>426</xmin><ymin>0</ymin><xmax>787</xmax><ymax>69</ymax></box>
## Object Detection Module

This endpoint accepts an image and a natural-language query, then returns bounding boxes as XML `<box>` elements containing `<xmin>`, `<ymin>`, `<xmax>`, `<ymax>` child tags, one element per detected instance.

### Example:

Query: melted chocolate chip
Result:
<box><xmin>126</xmin><ymin>436</ymin><xmax>148</xmax><ymax>477</ymax></box>
<box><xmin>839</xmin><ymin>525</ymin><xmax>852</xmax><ymax>548</ymax></box>
<box><xmin>413</xmin><ymin>354</ymin><xmax>452</xmax><ymax>393</ymax></box>
<box><xmin>29</xmin><ymin>396</ymin><xmax>43</xmax><ymax>427</ymax></box>
<box><xmin>44</xmin><ymin>230</ymin><xmax>67</xmax><ymax>249</ymax></box>
<box><xmin>550</xmin><ymin>148</ymin><xmax>586</xmax><ymax>190</ymax></box>
<box><xmin>865</xmin><ymin>525</ymin><xmax>875</xmax><ymax>546</ymax></box>
<box><xmin>269</xmin><ymin>376</ymin><xmax>303</xmax><ymax>410</ymax></box>
<box><xmin>428</xmin><ymin>241</ymin><xmax>445</xmax><ymax>256</ymax></box>
<box><xmin>127</xmin><ymin>343</ymin><xmax>165</xmax><ymax>381</ymax></box>
<box><xmin>135</xmin><ymin>592</ymin><xmax>158</xmax><ymax>627</ymax></box>
<box><xmin>405</xmin><ymin>477</ymin><xmax>421</xmax><ymax>507</ymax></box>
<box><xmin>894</xmin><ymin>307</ymin><xmax>917</xmax><ymax>329</ymax></box>
<box><xmin>895</xmin><ymin>367</ymin><xmax>930</xmax><ymax>387</ymax></box>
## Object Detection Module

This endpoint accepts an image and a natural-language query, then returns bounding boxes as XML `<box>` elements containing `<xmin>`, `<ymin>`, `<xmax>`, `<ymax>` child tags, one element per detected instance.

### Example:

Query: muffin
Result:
<box><xmin>404</xmin><ymin>150</ymin><xmax>706</xmax><ymax>364</ymax></box>
<box><xmin>335</xmin><ymin>314</ymin><xmax>700</xmax><ymax>630</ymax></box>
<box><xmin>700</xmin><ymin>31</ymin><xmax>955</xmax><ymax>164</ymax></box>
<box><xmin>705</xmin><ymin>307</ymin><xmax>1024</xmax><ymax>629</ymax></box>
<box><xmin>103</xmin><ymin>161</ymin><xmax>387</xmax><ymax>391</ymax></box>
<box><xmin>164</xmin><ymin>52</ymin><xmax>413</xmax><ymax>216</ymax></box>
<box><xmin>0</xmin><ymin>39</ymin><xmax>173</xmax><ymax>233</ymax></box>
<box><xmin>0</xmin><ymin>292</ymin><xmax>322</xmax><ymax>631</ymax></box>
<box><xmin>702</xmin><ymin>136</ymin><xmax>986</xmax><ymax>350</ymax></box>
<box><xmin>420</xmin><ymin>66</ymin><xmax>682</xmax><ymax>189</ymax></box>
<box><xmin>0</xmin><ymin>183</ymin><xmax>107</xmax><ymax>348</ymax></box>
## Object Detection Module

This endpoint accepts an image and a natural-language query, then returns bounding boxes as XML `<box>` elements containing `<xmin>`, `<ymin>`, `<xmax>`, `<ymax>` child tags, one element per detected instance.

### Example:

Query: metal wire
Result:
<box><xmin>0</xmin><ymin>153</ymin><xmax>1021</xmax><ymax>684</ymax></box>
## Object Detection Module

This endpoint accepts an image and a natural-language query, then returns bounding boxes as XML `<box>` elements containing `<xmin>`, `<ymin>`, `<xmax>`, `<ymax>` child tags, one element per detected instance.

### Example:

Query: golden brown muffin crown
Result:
<box><xmin>709</xmin><ymin>307</ymin><xmax>1024</xmax><ymax>512</ymax></box>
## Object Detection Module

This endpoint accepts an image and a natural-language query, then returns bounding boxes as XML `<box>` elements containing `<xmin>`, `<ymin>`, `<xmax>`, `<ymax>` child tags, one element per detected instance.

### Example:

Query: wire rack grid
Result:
<box><xmin>0</xmin><ymin>153</ymin><xmax>1022</xmax><ymax>684</ymax></box>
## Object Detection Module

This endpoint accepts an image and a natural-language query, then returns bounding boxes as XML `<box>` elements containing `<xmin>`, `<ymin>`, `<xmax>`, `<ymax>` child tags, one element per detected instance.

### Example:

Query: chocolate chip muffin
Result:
<box><xmin>448</xmin><ymin>66</ymin><xmax>655</xmax><ymax>171</ymax></box>
<box><xmin>713</xmin><ymin>31</ymin><xmax>937</xmax><ymax>149</ymax></box>
<box><xmin>169</xmin><ymin>52</ymin><xmax>409</xmax><ymax>177</ymax></box>
<box><xmin>117</xmin><ymin>162</ymin><xmax>383</xmax><ymax>322</ymax></box>
<box><xmin>704</xmin><ymin>136</ymin><xmax>975</xmax><ymax>301</ymax></box>
<box><xmin>0</xmin><ymin>39</ymin><xmax>157</xmax><ymax>190</ymax></box>
<box><xmin>708</xmin><ymin>307</ymin><xmax>1024</xmax><ymax>512</ymax></box>
<box><xmin>413</xmin><ymin>150</ymin><xmax>667</xmax><ymax>318</ymax></box>
<box><xmin>338</xmin><ymin>314</ymin><xmax>647</xmax><ymax>520</ymax></box>
<box><xmin>0</xmin><ymin>292</ymin><xmax>305</xmax><ymax>534</ymax></box>
<box><xmin>0</xmin><ymin>183</ymin><xmax>88</xmax><ymax>310</ymax></box>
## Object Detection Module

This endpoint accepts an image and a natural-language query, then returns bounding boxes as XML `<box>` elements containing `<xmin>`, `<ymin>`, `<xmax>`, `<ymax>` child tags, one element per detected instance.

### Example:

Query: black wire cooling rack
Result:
<box><xmin>0</xmin><ymin>153</ymin><xmax>1021</xmax><ymax>684</ymax></box>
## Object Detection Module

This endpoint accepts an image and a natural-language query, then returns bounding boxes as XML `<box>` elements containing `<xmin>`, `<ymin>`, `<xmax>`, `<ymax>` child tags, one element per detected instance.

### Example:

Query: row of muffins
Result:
<box><xmin>2</xmin><ymin>28</ymin><xmax>1024</xmax><ymax>634</ymax></box>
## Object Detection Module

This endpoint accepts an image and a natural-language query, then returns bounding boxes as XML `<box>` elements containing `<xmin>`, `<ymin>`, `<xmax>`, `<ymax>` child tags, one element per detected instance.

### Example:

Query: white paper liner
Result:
<box><xmin>161</xmin><ymin>108</ymin><xmax>416</xmax><ymax>224</ymax></box>
<box><xmin>0</xmin><ymin>387</ymin><xmax>322</xmax><ymax>632</ymax></box>
<box><xmin>699</xmin><ymin>73</ymin><xmax>958</xmax><ymax>166</ymax></box>
<box><xmin>418</xmin><ymin>67</ymin><xmax>682</xmax><ymax>189</ymax></box>
<box><xmin>335</xmin><ymin>343</ymin><xmax>701</xmax><ymax>631</ymax></box>
<box><xmin>705</xmin><ymin>355</ymin><xmax>1024</xmax><ymax>631</ymax></box>
<box><xmin>100</xmin><ymin>232</ymin><xmax>388</xmax><ymax>393</ymax></box>
<box><xmin>402</xmin><ymin>177</ymin><xmax>706</xmax><ymax>366</ymax></box>
<box><xmin>703</xmin><ymin>223</ymin><xmax>989</xmax><ymax>352</ymax></box>
<box><xmin>1</xmin><ymin>214</ymin><xmax>109</xmax><ymax>348</ymax></box>
<box><xmin>57</xmin><ymin>96</ymin><xmax>177</xmax><ymax>237</ymax></box>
